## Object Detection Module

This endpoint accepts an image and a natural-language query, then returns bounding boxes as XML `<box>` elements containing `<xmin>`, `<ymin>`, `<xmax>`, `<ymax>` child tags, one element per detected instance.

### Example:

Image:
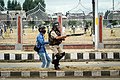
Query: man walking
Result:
<box><xmin>36</xmin><ymin>25</ymin><xmax>51</xmax><ymax>68</ymax></box>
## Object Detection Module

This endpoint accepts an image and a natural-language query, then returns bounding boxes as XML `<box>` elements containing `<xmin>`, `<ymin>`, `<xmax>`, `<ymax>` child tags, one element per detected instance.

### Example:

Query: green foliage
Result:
<box><xmin>0</xmin><ymin>0</ymin><xmax>5</xmax><ymax>11</ymax></box>
<box><xmin>23</xmin><ymin>0</ymin><xmax>46</xmax><ymax>12</ymax></box>
<box><xmin>7</xmin><ymin>0</ymin><xmax>21</xmax><ymax>10</ymax></box>
<box><xmin>7</xmin><ymin>0</ymin><xmax>12</xmax><ymax>10</ymax></box>
<box><xmin>23</xmin><ymin>0</ymin><xmax>33</xmax><ymax>12</ymax></box>
<box><xmin>86</xmin><ymin>20</ymin><xmax>92</xmax><ymax>26</ymax></box>
<box><xmin>28</xmin><ymin>20</ymin><xmax>35</xmax><ymax>29</ymax></box>
<box><xmin>104</xmin><ymin>10</ymin><xmax>110</xmax><ymax>19</ymax></box>
<box><xmin>111</xmin><ymin>20</ymin><xmax>117</xmax><ymax>26</ymax></box>
<box><xmin>15</xmin><ymin>2</ymin><xmax>21</xmax><ymax>10</ymax></box>
<box><xmin>103</xmin><ymin>20</ymin><xmax>107</xmax><ymax>26</ymax></box>
<box><xmin>68</xmin><ymin>20</ymin><xmax>77</xmax><ymax>26</ymax></box>
<box><xmin>0</xmin><ymin>0</ymin><xmax>5</xmax><ymax>7</ymax></box>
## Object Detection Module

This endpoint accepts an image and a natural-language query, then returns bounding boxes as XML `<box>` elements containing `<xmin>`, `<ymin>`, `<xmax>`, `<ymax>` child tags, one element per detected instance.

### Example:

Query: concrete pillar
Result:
<box><xmin>99</xmin><ymin>15</ymin><xmax>102</xmax><ymax>43</ymax></box>
<box><xmin>98</xmin><ymin>15</ymin><xmax>104</xmax><ymax>48</ymax></box>
<box><xmin>15</xmin><ymin>15</ymin><xmax>23</xmax><ymax>50</ymax></box>
<box><xmin>95</xmin><ymin>0</ymin><xmax>99</xmax><ymax>50</ymax></box>
<box><xmin>57</xmin><ymin>13</ymin><xmax>62</xmax><ymax>34</ymax></box>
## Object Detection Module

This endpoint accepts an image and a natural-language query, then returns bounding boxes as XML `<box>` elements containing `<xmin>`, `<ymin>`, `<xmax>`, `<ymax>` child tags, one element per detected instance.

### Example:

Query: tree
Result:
<box><xmin>15</xmin><ymin>2</ymin><xmax>21</xmax><ymax>10</ymax></box>
<box><xmin>112</xmin><ymin>20</ymin><xmax>117</xmax><ymax>26</ymax></box>
<box><xmin>104</xmin><ymin>10</ymin><xmax>110</xmax><ymax>19</ymax></box>
<box><xmin>7</xmin><ymin>0</ymin><xmax>12</xmax><ymax>10</ymax></box>
<box><xmin>11</xmin><ymin>0</ymin><xmax>15</xmax><ymax>10</ymax></box>
<box><xmin>23</xmin><ymin>0</ymin><xmax>46</xmax><ymax>12</ymax></box>
<box><xmin>23</xmin><ymin>0</ymin><xmax>34</xmax><ymax>12</ymax></box>
<box><xmin>34</xmin><ymin>0</ymin><xmax>46</xmax><ymax>12</ymax></box>
<box><xmin>0</xmin><ymin>0</ymin><xmax>5</xmax><ymax>7</ymax></box>
<box><xmin>0</xmin><ymin>0</ymin><xmax>5</xmax><ymax>11</ymax></box>
<box><xmin>14</xmin><ymin>0</ymin><xmax>18</xmax><ymax>7</ymax></box>
<box><xmin>7</xmin><ymin>0</ymin><xmax>21</xmax><ymax>10</ymax></box>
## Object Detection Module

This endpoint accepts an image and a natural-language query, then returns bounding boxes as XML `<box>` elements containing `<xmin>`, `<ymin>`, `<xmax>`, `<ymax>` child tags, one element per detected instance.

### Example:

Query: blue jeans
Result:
<box><xmin>38</xmin><ymin>52</ymin><xmax>51</xmax><ymax>68</ymax></box>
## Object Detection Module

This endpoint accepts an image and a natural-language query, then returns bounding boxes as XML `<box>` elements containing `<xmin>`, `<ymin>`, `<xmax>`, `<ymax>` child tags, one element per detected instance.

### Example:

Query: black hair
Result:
<box><xmin>38</xmin><ymin>25</ymin><xmax>46</xmax><ymax>34</ymax></box>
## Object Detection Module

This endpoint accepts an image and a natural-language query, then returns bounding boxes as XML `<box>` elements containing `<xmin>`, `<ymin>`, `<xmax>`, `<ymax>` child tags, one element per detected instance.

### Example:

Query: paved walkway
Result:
<box><xmin>0</xmin><ymin>62</ymin><xmax>120</xmax><ymax>69</ymax></box>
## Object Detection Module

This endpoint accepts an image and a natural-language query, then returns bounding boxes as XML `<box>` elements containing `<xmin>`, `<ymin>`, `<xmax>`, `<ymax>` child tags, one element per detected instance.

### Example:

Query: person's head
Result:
<box><xmin>52</xmin><ymin>22</ymin><xmax>60</xmax><ymax>31</ymax></box>
<box><xmin>38</xmin><ymin>25</ymin><xmax>46</xmax><ymax>34</ymax></box>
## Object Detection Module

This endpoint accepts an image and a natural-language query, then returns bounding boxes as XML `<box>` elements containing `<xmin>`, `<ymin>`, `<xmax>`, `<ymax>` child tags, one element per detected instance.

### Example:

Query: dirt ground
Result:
<box><xmin>0</xmin><ymin>27</ymin><xmax>120</xmax><ymax>45</ymax></box>
<box><xmin>0</xmin><ymin>66</ymin><xmax>120</xmax><ymax>71</ymax></box>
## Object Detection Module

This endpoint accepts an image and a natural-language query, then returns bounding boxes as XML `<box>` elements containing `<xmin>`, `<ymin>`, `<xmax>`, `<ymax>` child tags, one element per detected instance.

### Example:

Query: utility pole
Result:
<box><xmin>113</xmin><ymin>0</ymin><xmax>114</xmax><ymax>10</ymax></box>
<box><xmin>92</xmin><ymin>0</ymin><xmax>102</xmax><ymax>50</ymax></box>
<box><xmin>92</xmin><ymin>0</ymin><xmax>95</xmax><ymax>46</ymax></box>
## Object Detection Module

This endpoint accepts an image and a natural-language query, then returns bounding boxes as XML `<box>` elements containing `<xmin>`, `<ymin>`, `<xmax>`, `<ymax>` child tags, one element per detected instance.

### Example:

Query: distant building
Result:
<box><xmin>0</xmin><ymin>10</ymin><xmax>26</xmax><ymax>20</ymax></box>
<box><xmin>86</xmin><ymin>12</ymin><xmax>93</xmax><ymax>20</ymax></box>
<box><xmin>0</xmin><ymin>11</ymin><xmax>7</xmax><ymax>20</ymax></box>
<box><xmin>107</xmin><ymin>10</ymin><xmax>120</xmax><ymax>20</ymax></box>
<box><xmin>8</xmin><ymin>10</ymin><xmax>26</xmax><ymax>20</ymax></box>
<box><xmin>112</xmin><ymin>11</ymin><xmax>120</xmax><ymax>20</ymax></box>
<box><xmin>66</xmin><ymin>12</ymin><xmax>85</xmax><ymax>20</ymax></box>
<box><xmin>51</xmin><ymin>13</ymin><xmax>67</xmax><ymax>20</ymax></box>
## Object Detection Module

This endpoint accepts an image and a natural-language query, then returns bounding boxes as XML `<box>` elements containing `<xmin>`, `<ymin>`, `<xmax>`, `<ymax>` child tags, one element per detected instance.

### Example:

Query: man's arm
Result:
<box><xmin>55</xmin><ymin>35</ymin><xmax>67</xmax><ymax>40</ymax></box>
<box><xmin>51</xmin><ymin>31</ymin><xmax>67</xmax><ymax>40</ymax></box>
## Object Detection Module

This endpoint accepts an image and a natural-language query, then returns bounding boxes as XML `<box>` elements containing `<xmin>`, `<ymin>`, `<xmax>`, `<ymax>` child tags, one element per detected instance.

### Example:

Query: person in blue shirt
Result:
<box><xmin>36</xmin><ymin>25</ymin><xmax>51</xmax><ymax>68</ymax></box>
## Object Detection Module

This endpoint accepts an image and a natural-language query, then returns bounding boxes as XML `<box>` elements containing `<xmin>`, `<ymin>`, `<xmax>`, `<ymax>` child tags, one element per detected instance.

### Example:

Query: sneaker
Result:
<box><xmin>55</xmin><ymin>66</ymin><xmax>60</xmax><ymax>70</ymax></box>
<box><xmin>62</xmin><ymin>52</ymin><xmax>65</xmax><ymax>56</ymax></box>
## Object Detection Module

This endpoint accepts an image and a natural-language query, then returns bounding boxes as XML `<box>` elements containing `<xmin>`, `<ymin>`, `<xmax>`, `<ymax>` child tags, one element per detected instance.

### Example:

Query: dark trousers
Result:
<box><xmin>52</xmin><ymin>52</ymin><xmax>65</xmax><ymax>70</ymax></box>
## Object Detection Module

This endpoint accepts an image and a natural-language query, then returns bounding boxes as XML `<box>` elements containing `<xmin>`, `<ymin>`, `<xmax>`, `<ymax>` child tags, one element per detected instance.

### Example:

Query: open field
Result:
<box><xmin>0</xmin><ymin>27</ymin><xmax>120</xmax><ymax>45</ymax></box>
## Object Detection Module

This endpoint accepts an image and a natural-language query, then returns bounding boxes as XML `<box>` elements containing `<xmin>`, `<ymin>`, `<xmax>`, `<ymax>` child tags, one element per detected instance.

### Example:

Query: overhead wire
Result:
<box><xmin>66</xmin><ymin>0</ymin><xmax>81</xmax><ymax>12</ymax></box>
<box><xmin>98</xmin><ymin>1</ymin><xmax>120</xmax><ymax>12</ymax></box>
<box><xmin>115</xmin><ymin>2</ymin><xmax>120</xmax><ymax>10</ymax></box>
<box><xmin>0</xmin><ymin>4</ymin><xmax>6</xmax><ymax>11</ymax></box>
<box><xmin>75</xmin><ymin>8</ymin><xmax>84</xmax><ymax>13</ymax></box>
<box><xmin>26</xmin><ymin>3</ymin><xmax>49</xmax><ymax>21</ymax></box>
<box><xmin>79</xmin><ymin>0</ymin><xmax>92</xmax><ymax>12</ymax></box>
<box><xmin>38</xmin><ymin>2</ymin><xmax>54</xmax><ymax>14</ymax></box>
<box><xmin>66</xmin><ymin>0</ymin><xmax>92</xmax><ymax>14</ymax></box>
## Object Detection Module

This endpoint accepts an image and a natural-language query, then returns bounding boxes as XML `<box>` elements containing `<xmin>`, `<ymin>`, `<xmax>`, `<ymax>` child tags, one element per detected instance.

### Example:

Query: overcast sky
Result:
<box><xmin>4</xmin><ymin>0</ymin><xmax>120</xmax><ymax>14</ymax></box>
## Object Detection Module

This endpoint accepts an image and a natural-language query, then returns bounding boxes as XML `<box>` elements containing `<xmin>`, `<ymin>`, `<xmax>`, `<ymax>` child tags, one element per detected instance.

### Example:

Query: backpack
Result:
<box><xmin>34</xmin><ymin>45</ymin><xmax>40</xmax><ymax>52</ymax></box>
<box><xmin>34</xmin><ymin>43</ymin><xmax>41</xmax><ymax>52</ymax></box>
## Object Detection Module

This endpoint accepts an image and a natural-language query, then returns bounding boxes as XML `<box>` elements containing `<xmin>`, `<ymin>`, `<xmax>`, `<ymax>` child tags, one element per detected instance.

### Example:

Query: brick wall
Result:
<box><xmin>63</xmin><ymin>44</ymin><xmax>93</xmax><ymax>49</ymax></box>
<box><xmin>104</xmin><ymin>44</ymin><xmax>120</xmax><ymax>48</ymax></box>
<box><xmin>23</xmin><ymin>45</ymin><xmax>34</xmax><ymax>51</ymax></box>
<box><xmin>0</xmin><ymin>44</ymin><xmax>120</xmax><ymax>50</ymax></box>
<box><xmin>0</xmin><ymin>45</ymin><xmax>15</xmax><ymax>50</ymax></box>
